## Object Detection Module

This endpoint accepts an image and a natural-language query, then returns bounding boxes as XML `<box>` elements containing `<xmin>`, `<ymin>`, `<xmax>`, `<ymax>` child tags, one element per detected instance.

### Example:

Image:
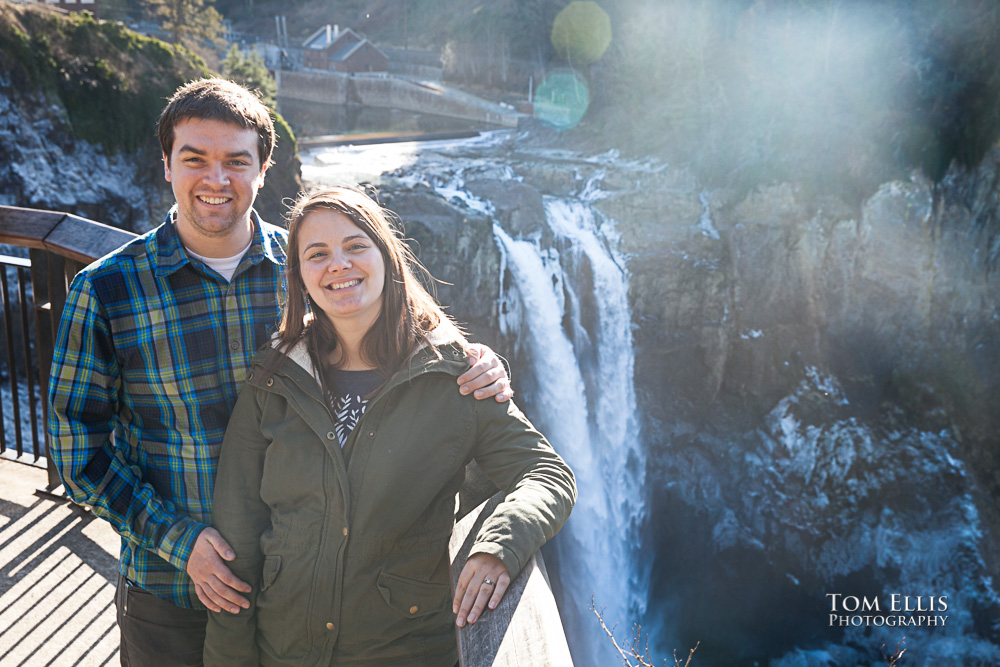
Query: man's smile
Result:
<box><xmin>197</xmin><ymin>195</ymin><xmax>232</xmax><ymax>205</ymax></box>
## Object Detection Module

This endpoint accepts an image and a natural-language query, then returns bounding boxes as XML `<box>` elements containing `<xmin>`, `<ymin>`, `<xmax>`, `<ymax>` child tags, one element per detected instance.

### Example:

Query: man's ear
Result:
<box><xmin>257</xmin><ymin>162</ymin><xmax>269</xmax><ymax>189</ymax></box>
<box><xmin>163</xmin><ymin>154</ymin><xmax>172</xmax><ymax>183</ymax></box>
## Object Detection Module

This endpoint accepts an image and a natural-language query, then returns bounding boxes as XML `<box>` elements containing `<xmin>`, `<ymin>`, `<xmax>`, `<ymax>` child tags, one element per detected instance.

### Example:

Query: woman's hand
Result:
<box><xmin>453</xmin><ymin>553</ymin><xmax>510</xmax><ymax>627</ymax></box>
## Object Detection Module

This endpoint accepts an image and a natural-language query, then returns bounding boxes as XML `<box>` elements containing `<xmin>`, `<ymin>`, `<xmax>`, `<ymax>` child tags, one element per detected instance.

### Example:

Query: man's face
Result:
<box><xmin>163</xmin><ymin>117</ymin><xmax>267</xmax><ymax>247</ymax></box>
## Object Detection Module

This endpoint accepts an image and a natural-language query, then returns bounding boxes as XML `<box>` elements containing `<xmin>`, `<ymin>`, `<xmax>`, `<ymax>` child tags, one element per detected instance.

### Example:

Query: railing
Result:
<box><xmin>0</xmin><ymin>204</ymin><xmax>135</xmax><ymax>488</ymax></box>
<box><xmin>452</xmin><ymin>486</ymin><xmax>575</xmax><ymax>666</ymax></box>
<box><xmin>0</xmin><ymin>255</ymin><xmax>41</xmax><ymax>463</ymax></box>
<box><xmin>0</xmin><ymin>204</ymin><xmax>573</xmax><ymax>666</ymax></box>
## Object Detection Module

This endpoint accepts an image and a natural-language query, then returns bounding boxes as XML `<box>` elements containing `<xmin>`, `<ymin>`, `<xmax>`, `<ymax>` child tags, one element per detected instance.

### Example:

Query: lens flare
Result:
<box><xmin>534</xmin><ymin>69</ymin><xmax>590</xmax><ymax>130</ymax></box>
<box><xmin>551</xmin><ymin>1</ymin><xmax>612</xmax><ymax>66</ymax></box>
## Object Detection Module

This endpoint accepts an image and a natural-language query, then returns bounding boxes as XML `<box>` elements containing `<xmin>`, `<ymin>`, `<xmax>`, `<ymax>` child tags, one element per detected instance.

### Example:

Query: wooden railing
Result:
<box><xmin>452</xmin><ymin>490</ymin><xmax>575</xmax><ymax>666</ymax></box>
<box><xmin>0</xmin><ymin>204</ymin><xmax>573</xmax><ymax>666</ymax></box>
<box><xmin>0</xmin><ymin>204</ymin><xmax>135</xmax><ymax>488</ymax></box>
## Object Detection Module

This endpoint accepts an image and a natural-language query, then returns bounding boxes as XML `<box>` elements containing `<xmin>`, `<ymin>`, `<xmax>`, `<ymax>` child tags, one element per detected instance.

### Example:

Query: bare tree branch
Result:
<box><xmin>882</xmin><ymin>637</ymin><xmax>906</xmax><ymax>666</ymax></box>
<box><xmin>590</xmin><ymin>597</ymin><xmax>699</xmax><ymax>667</ymax></box>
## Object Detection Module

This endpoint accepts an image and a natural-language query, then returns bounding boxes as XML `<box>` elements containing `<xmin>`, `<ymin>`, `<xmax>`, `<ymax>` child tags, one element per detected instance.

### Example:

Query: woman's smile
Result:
<box><xmin>326</xmin><ymin>278</ymin><xmax>362</xmax><ymax>290</ymax></box>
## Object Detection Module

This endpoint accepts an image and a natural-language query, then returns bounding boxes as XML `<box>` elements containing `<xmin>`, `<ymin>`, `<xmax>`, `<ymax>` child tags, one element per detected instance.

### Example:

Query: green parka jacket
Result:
<box><xmin>203</xmin><ymin>331</ymin><xmax>576</xmax><ymax>666</ymax></box>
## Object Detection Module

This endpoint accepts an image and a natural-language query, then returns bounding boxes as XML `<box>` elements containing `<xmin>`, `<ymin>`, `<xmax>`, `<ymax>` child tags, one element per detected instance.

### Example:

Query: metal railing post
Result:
<box><xmin>40</xmin><ymin>250</ymin><xmax>67</xmax><ymax>490</ymax></box>
<box><xmin>18</xmin><ymin>266</ymin><xmax>41</xmax><ymax>462</ymax></box>
<box><xmin>0</xmin><ymin>267</ymin><xmax>24</xmax><ymax>456</ymax></box>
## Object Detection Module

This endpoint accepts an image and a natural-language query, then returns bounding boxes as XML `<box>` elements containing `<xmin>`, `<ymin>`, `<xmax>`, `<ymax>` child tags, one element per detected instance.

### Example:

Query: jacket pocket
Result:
<box><xmin>260</xmin><ymin>555</ymin><xmax>281</xmax><ymax>592</ymax></box>
<box><xmin>376</xmin><ymin>571</ymin><xmax>451</xmax><ymax>618</ymax></box>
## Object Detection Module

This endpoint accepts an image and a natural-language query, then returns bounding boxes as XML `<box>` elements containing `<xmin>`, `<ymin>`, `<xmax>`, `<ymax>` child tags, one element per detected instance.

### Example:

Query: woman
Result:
<box><xmin>204</xmin><ymin>188</ymin><xmax>576</xmax><ymax>666</ymax></box>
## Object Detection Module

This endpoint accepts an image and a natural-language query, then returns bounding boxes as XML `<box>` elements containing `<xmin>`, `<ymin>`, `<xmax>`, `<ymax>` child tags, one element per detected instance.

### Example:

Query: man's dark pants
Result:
<box><xmin>115</xmin><ymin>574</ymin><xmax>207</xmax><ymax>666</ymax></box>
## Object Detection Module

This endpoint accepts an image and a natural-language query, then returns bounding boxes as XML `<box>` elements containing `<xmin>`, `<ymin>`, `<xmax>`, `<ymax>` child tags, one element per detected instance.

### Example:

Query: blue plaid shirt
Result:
<box><xmin>48</xmin><ymin>211</ymin><xmax>287</xmax><ymax>609</ymax></box>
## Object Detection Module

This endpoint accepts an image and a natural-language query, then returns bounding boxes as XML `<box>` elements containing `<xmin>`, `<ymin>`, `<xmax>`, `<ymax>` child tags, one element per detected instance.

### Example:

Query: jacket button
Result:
<box><xmin>248</xmin><ymin>372</ymin><xmax>254</xmax><ymax>381</ymax></box>
<box><xmin>409</xmin><ymin>605</ymin><xmax>419</xmax><ymax>615</ymax></box>
<box><xmin>342</xmin><ymin>527</ymin><xmax>348</xmax><ymax>537</ymax></box>
<box><xmin>326</xmin><ymin>622</ymin><xmax>335</xmax><ymax>630</ymax></box>
<box><xmin>368</xmin><ymin>431</ymin><xmax>375</xmax><ymax>438</ymax></box>
<box><xmin>266</xmin><ymin>379</ymin><xmax>274</xmax><ymax>386</ymax></box>
<box><xmin>327</xmin><ymin>432</ymin><xmax>336</xmax><ymax>440</ymax></box>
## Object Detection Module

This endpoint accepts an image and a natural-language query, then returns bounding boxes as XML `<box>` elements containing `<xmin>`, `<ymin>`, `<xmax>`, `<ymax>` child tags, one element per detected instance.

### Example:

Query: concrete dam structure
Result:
<box><xmin>276</xmin><ymin>70</ymin><xmax>522</xmax><ymax>129</ymax></box>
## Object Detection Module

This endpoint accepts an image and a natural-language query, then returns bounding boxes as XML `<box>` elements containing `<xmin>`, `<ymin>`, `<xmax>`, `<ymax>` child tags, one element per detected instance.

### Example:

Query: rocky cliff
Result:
<box><xmin>369</xmin><ymin>140</ymin><xmax>1000</xmax><ymax>665</ymax></box>
<box><xmin>0</xmin><ymin>77</ymin><xmax>171</xmax><ymax>231</ymax></box>
<box><xmin>600</xmin><ymin>156</ymin><xmax>1000</xmax><ymax>664</ymax></box>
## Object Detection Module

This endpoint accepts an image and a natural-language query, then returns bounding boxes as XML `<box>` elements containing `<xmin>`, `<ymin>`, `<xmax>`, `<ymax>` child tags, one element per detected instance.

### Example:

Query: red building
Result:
<box><xmin>303</xmin><ymin>25</ymin><xmax>388</xmax><ymax>74</ymax></box>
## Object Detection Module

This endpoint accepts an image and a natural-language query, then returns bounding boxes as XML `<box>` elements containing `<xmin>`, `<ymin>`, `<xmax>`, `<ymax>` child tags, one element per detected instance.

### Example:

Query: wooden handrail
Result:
<box><xmin>0</xmin><ymin>205</ymin><xmax>136</xmax><ymax>486</ymax></box>
<box><xmin>450</xmin><ymin>492</ymin><xmax>574</xmax><ymax>666</ymax></box>
<box><xmin>0</xmin><ymin>205</ymin><xmax>136</xmax><ymax>264</ymax></box>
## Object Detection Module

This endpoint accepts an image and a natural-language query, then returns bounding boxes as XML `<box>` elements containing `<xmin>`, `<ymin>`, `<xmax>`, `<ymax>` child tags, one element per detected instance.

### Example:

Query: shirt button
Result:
<box><xmin>342</xmin><ymin>527</ymin><xmax>348</xmax><ymax>537</ymax></box>
<box><xmin>409</xmin><ymin>605</ymin><xmax>419</xmax><ymax>615</ymax></box>
<box><xmin>326</xmin><ymin>622</ymin><xmax>335</xmax><ymax>630</ymax></box>
<box><xmin>230</xmin><ymin>341</ymin><xmax>241</xmax><ymax>350</ymax></box>
<box><xmin>327</xmin><ymin>431</ymin><xmax>336</xmax><ymax>440</ymax></box>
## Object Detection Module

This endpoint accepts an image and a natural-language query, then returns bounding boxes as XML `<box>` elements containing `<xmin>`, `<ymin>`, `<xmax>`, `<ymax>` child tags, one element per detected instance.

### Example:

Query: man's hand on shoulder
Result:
<box><xmin>186</xmin><ymin>527</ymin><xmax>252</xmax><ymax>614</ymax></box>
<box><xmin>459</xmin><ymin>344</ymin><xmax>512</xmax><ymax>402</ymax></box>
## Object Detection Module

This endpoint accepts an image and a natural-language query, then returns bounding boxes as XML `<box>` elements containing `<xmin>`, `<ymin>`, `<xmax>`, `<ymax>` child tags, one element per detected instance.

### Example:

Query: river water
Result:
<box><xmin>301</xmin><ymin>130</ymin><xmax>650</xmax><ymax>666</ymax></box>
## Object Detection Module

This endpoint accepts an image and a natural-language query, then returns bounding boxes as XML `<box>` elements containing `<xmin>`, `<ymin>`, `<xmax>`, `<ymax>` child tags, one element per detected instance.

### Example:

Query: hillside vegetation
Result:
<box><xmin>0</xmin><ymin>2</ymin><xmax>211</xmax><ymax>152</ymax></box>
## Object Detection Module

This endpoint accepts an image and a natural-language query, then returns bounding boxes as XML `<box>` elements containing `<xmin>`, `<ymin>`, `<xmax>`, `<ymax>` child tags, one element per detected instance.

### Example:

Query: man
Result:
<box><xmin>47</xmin><ymin>78</ymin><xmax>511</xmax><ymax>666</ymax></box>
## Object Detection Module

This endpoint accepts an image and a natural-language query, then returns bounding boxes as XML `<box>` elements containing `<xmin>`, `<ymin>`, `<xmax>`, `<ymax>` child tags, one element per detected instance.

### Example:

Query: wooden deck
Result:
<box><xmin>0</xmin><ymin>458</ymin><xmax>121</xmax><ymax>666</ymax></box>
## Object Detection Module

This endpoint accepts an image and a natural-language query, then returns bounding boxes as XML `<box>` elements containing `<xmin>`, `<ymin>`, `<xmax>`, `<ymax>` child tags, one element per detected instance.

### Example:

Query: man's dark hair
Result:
<box><xmin>158</xmin><ymin>78</ymin><xmax>276</xmax><ymax>168</ymax></box>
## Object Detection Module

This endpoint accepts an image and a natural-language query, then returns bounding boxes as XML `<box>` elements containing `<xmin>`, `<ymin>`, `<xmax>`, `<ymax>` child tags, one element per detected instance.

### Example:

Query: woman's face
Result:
<box><xmin>297</xmin><ymin>208</ymin><xmax>386</xmax><ymax>332</ymax></box>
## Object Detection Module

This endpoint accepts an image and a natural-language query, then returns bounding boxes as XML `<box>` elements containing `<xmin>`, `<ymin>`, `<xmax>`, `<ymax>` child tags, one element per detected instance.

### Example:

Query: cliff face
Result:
<box><xmin>606</xmin><ymin>164</ymin><xmax>1000</xmax><ymax>444</ymax></box>
<box><xmin>595</xmin><ymin>157</ymin><xmax>1000</xmax><ymax>663</ymax></box>
<box><xmin>371</xmin><ymin>143</ymin><xmax>1000</xmax><ymax>664</ymax></box>
<box><xmin>0</xmin><ymin>77</ymin><xmax>172</xmax><ymax>231</ymax></box>
<box><xmin>380</xmin><ymin>184</ymin><xmax>502</xmax><ymax>344</ymax></box>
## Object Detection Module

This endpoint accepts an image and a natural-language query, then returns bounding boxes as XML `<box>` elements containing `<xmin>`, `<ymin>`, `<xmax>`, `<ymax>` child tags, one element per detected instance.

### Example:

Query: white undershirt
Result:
<box><xmin>185</xmin><ymin>237</ymin><xmax>253</xmax><ymax>282</ymax></box>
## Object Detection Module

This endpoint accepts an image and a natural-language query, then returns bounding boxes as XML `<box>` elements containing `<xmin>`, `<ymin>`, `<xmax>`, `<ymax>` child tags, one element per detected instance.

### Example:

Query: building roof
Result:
<box><xmin>303</xmin><ymin>25</ymin><xmax>363</xmax><ymax>51</ymax></box>
<box><xmin>329</xmin><ymin>39</ymin><xmax>365</xmax><ymax>62</ymax></box>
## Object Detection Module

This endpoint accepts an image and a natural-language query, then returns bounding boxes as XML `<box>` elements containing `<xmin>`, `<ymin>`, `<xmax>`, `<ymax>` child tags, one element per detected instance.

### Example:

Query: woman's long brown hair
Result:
<box><xmin>276</xmin><ymin>187</ymin><xmax>454</xmax><ymax>382</ymax></box>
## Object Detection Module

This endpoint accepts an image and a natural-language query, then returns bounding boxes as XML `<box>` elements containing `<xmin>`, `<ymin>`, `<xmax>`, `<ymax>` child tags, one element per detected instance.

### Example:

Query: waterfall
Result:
<box><xmin>494</xmin><ymin>196</ymin><xmax>647</xmax><ymax>667</ymax></box>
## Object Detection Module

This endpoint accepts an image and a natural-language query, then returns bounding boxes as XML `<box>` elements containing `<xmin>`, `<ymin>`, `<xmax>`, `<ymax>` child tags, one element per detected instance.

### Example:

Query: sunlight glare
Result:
<box><xmin>301</xmin><ymin>142</ymin><xmax>422</xmax><ymax>187</ymax></box>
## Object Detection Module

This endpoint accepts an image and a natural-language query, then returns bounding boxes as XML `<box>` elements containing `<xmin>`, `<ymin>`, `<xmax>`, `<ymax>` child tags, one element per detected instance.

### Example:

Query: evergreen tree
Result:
<box><xmin>144</xmin><ymin>0</ymin><xmax>224</xmax><ymax>51</ymax></box>
<box><xmin>221</xmin><ymin>43</ymin><xmax>275</xmax><ymax>107</ymax></box>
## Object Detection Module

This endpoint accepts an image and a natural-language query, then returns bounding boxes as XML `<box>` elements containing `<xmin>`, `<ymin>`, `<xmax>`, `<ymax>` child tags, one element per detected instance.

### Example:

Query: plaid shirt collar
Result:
<box><xmin>152</xmin><ymin>209</ymin><xmax>285</xmax><ymax>278</ymax></box>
